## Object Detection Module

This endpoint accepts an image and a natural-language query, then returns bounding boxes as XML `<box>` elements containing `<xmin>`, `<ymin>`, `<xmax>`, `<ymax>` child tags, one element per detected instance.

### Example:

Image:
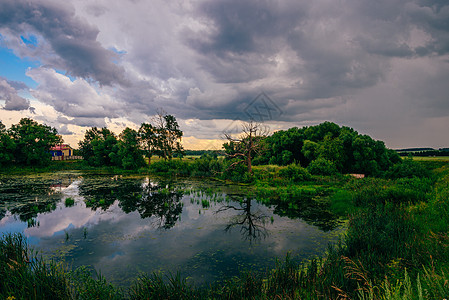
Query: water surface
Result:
<box><xmin>0</xmin><ymin>171</ymin><xmax>344</xmax><ymax>287</ymax></box>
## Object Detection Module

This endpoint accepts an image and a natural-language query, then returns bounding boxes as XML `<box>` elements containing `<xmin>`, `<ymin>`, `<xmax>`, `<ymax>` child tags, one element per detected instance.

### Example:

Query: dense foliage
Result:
<box><xmin>78</xmin><ymin>127</ymin><xmax>118</xmax><ymax>167</ymax></box>
<box><xmin>113</xmin><ymin>128</ymin><xmax>147</xmax><ymax>170</ymax></box>
<box><xmin>78</xmin><ymin>113</ymin><xmax>183</xmax><ymax>169</ymax></box>
<box><xmin>78</xmin><ymin>127</ymin><xmax>146</xmax><ymax>170</ymax></box>
<box><xmin>253</xmin><ymin>121</ymin><xmax>402</xmax><ymax>176</ymax></box>
<box><xmin>0</xmin><ymin>118</ymin><xmax>61</xmax><ymax>167</ymax></box>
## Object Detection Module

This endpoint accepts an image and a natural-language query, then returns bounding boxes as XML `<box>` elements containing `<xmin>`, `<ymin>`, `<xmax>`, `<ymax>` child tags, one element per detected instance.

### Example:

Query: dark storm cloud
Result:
<box><xmin>184</xmin><ymin>0</ymin><xmax>306</xmax><ymax>84</ymax></box>
<box><xmin>184</xmin><ymin>0</ymin><xmax>449</xmax><ymax>112</ymax></box>
<box><xmin>406</xmin><ymin>2</ymin><xmax>449</xmax><ymax>55</ymax></box>
<box><xmin>194</xmin><ymin>0</ymin><xmax>306</xmax><ymax>55</ymax></box>
<box><xmin>0</xmin><ymin>0</ymin><xmax>128</xmax><ymax>86</ymax></box>
<box><xmin>402</xmin><ymin>65</ymin><xmax>449</xmax><ymax>118</ymax></box>
<box><xmin>0</xmin><ymin>77</ymin><xmax>30</xmax><ymax>111</ymax></box>
<box><xmin>354</xmin><ymin>37</ymin><xmax>414</xmax><ymax>58</ymax></box>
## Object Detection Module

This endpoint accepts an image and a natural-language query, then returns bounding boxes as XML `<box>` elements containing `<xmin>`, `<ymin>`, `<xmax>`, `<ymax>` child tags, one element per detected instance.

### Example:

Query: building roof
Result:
<box><xmin>50</xmin><ymin>144</ymin><xmax>72</xmax><ymax>151</ymax></box>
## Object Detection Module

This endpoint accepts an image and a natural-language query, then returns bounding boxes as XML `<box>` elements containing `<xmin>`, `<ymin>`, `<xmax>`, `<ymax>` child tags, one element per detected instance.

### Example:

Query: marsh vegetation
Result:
<box><xmin>1</xmin><ymin>157</ymin><xmax>448</xmax><ymax>299</ymax></box>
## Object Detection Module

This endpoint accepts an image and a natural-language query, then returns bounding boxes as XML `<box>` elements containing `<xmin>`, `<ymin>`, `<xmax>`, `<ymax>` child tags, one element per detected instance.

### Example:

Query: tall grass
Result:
<box><xmin>0</xmin><ymin>233</ymin><xmax>122</xmax><ymax>299</ymax></box>
<box><xmin>0</xmin><ymin>233</ymin><xmax>72</xmax><ymax>299</ymax></box>
<box><xmin>129</xmin><ymin>272</ymin><xmax>199</xmax><ymax>299</ymax></box>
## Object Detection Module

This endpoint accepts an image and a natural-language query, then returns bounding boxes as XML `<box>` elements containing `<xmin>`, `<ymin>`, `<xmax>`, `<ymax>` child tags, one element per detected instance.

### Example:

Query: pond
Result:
<box><xmin>0</xmin><ymin>171</ymin><xmax>344</xmax><ymax>287</ymax></box>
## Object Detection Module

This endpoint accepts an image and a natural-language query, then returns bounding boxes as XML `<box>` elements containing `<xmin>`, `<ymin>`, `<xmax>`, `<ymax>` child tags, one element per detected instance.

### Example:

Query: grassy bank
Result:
<box><xmin>0</xmin><ymin>160</ymin><xmax>151</xmax><ymax>175</ymax></box>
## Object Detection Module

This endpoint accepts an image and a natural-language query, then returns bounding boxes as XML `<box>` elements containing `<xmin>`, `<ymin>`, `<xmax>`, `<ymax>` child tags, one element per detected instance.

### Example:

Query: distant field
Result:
<box><xmin>411</xmin><ymin>156</ymin><xmax>449</xmax><ymax>161</ymax></box>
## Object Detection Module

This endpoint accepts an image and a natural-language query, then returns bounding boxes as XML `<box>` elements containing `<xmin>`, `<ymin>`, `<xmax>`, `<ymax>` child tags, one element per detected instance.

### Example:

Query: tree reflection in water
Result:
<box><xmin>120</xmin><ymin>179</ymin><xmax>184</xmax><ymax>229</ymax></box>
<box><xmin>216</xmin><ymin>196</ymin><xmax>268</xmax><ymax>242</ymax></box>
<box><xmin>79</xmin><ymin>176</ymin><xmax>184</xmax><ymax>229</ymax></box>
<box><xmin>1</xmin><ymin>173</ymin><xmax>341</xmax><ymax>234</ymax></box>
<box><xmin>266</xmin><ymin>197</ymin><xmax>340</xmax><ymax>232</ymax></box>
<box><xmin>0</xmin><ymin>175</ymin><xmax>74</xmax><ymax>226</ymax></box>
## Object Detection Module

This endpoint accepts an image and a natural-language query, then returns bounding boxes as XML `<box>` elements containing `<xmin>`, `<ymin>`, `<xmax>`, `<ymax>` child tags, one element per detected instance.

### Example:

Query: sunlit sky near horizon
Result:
<box><xmin>1</xmin><ymin>0</ymin><xmax>448</xmax><ymax>150</ymax></box>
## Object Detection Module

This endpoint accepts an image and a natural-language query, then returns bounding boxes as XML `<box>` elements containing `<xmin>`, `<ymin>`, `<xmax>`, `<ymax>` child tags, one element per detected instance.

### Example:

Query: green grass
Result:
<box><xmin>329</xmin><ymin>189</ymin><xmax>355</xmax><ymax>216</ymax></box>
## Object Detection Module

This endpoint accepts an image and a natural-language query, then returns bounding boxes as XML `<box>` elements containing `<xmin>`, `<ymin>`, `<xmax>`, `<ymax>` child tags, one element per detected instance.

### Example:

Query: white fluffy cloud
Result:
<box><xmin>27</xmin><ymin>67</ymin><xmax>122</xmax><ymax>119</ymax></box>
<box><xmin>0</xmin><ymin>77</ymin><xmax>30</xmax><ymax>111</ymax></box>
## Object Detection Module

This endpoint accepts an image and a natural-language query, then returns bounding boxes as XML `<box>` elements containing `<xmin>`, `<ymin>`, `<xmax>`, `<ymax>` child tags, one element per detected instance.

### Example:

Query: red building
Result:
<box><xmin>50</xmin><ymin>144</ymin><xmax>73</xmax><ymax>157</ymax></box>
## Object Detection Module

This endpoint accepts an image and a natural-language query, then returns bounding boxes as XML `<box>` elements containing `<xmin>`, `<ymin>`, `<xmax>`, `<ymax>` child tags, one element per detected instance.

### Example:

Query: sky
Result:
<box><xmin>0</xmin><ymin>0</ymin><xmax>448</xmax><ymax>150</ymax></box>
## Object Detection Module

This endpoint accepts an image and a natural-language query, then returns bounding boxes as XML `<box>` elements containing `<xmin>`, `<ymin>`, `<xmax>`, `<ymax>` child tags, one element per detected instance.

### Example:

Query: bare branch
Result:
<box><xmin>222</xmin><ymin>120</ymin><xmax>268</xmax><ymax>174</ymax></box>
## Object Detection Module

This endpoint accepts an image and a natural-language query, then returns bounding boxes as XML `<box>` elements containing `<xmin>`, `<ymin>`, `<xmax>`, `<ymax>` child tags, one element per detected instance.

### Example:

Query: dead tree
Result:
<box><xmin>223</xmin><ymin>120</ymin><xmax>268</xmax><ymax>174</ymax></box>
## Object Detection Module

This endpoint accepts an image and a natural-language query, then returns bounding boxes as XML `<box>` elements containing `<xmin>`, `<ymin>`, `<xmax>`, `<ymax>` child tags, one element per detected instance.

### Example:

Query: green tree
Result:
<box><xmin>78</xmin><ymin>127</ymin><xmax>118</xmax><ymax>166</ymax></box>
<box><xmin>139</xmin><ymin>123</ymin><xmax>158</xmax><ymax>165</ymax></box>
<box><xmin>0</xmin><ymin>121</ymin><xmax>16</xmax><ymax>166</ymax></box>
<box><xmin>112</xmin><ymin>127</ymin><xmax>146</xmax><ymax>169</ymax></box>
<box><xmin>351</xmin><ymin>135</ymin><xmax>381</xmax><ymax>175</ymax></box>
<box><xmin>154</xmin><ymin>112</ymin><xmax>183</xmax><ymax>160</ymax></box>
<box><xmin>304</xmin><ymin>121</ymin><xmax>341</xmax><ymax>142</ymax></box>
<box><xmin>302</xmin><ymin>140</ymin><xmax>319</xmax><ymax>162</ymax></box>
<box><xmin>265</xmin><ymin>127</ymin><xmax>306</xmax><ymax>166</ymax></box>
<box><xmin>77</xmin><ymin>127</ymin><xmax>99</xmax><ymax>163</ymax></box>
<box><xmin>316</xmin><ymin>135</ymin><xmax>344</xmax><ymax>171</ymax></box>
<box><xmin>8</xmin><ymin>118</ymin><xmax>61</xmax><ymax>165</ymax></box>
<box><xmin>307</xmin><ymin>157</ymin><xmax>338</xmax><ymax>175</ymax></box>
<box><xmin>262</xmin><ymin>122</ymin><xmax>398</xmax><ymax>176</ymax></box>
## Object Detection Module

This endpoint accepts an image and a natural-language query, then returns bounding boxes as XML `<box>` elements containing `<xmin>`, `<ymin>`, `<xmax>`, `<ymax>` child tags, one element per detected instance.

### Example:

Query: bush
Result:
<box><xmin>149</xmin><ymin>160</ymin><xmax>191</xmax><ymax>176</ymax></box>
<box><xmin>307</xmin><ymin>158</ymin><xmax>338</xmax><ymax>176</ymax></box>
<box><xmin>329</xmin><ymin>190</ymin><xmax>355</xmax><ymax>216</ymax></box>
<box><xmin>278</xmin><ymin>164</ymin><xmax>311</xmax><ymax>182</ymax></box>
<box><xmin>190</xmin><ymin>155</ymin><xmax>223</xmax><ymax>177</ymax></box>
<box><xmin>222</xmin><ymin>159</ymin><xmax>253</xmax><ymax>183</ymax></box>
<box><xmin>385</xmin><ymin>157</ymin><xmax>432</xmax><ymax>179</ymax></box>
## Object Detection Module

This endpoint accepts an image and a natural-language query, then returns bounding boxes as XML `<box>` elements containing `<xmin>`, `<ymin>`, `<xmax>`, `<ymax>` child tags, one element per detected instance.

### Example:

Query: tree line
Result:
<box><xmin>78</xmin><ymin>111</ymin><xmax>183</xmax><ymax>169</ymax></box>
<box><xmin>2</xmin><ymin>116</ymin><xmax>407</xmax><ymax>177</ymax></box>
<box><xmin>0</xmin><ymin>113</ymin><xmax>183</xmax><ymax>169</ymax></box>
<box><xmin>224</xmin><ymin>121</ymin><xmax>402</xmax><ymax>176</ymax></box>
<box><xmin>397</xmin><ymin>149</ymin><xmax>449</xmax><ymax>157</ymax></box>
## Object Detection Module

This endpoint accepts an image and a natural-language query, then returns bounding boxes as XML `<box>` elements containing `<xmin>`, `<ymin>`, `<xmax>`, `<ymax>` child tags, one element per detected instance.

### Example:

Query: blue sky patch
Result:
<box><xmin>20</xmin><ymin>34</ymin><xmax>39</xmax><ymax>47</ymax></box>
<box><xmin>0</xmin><ymin>46</ymin><xmax>39</xmax><ymax>88</ymax></box>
